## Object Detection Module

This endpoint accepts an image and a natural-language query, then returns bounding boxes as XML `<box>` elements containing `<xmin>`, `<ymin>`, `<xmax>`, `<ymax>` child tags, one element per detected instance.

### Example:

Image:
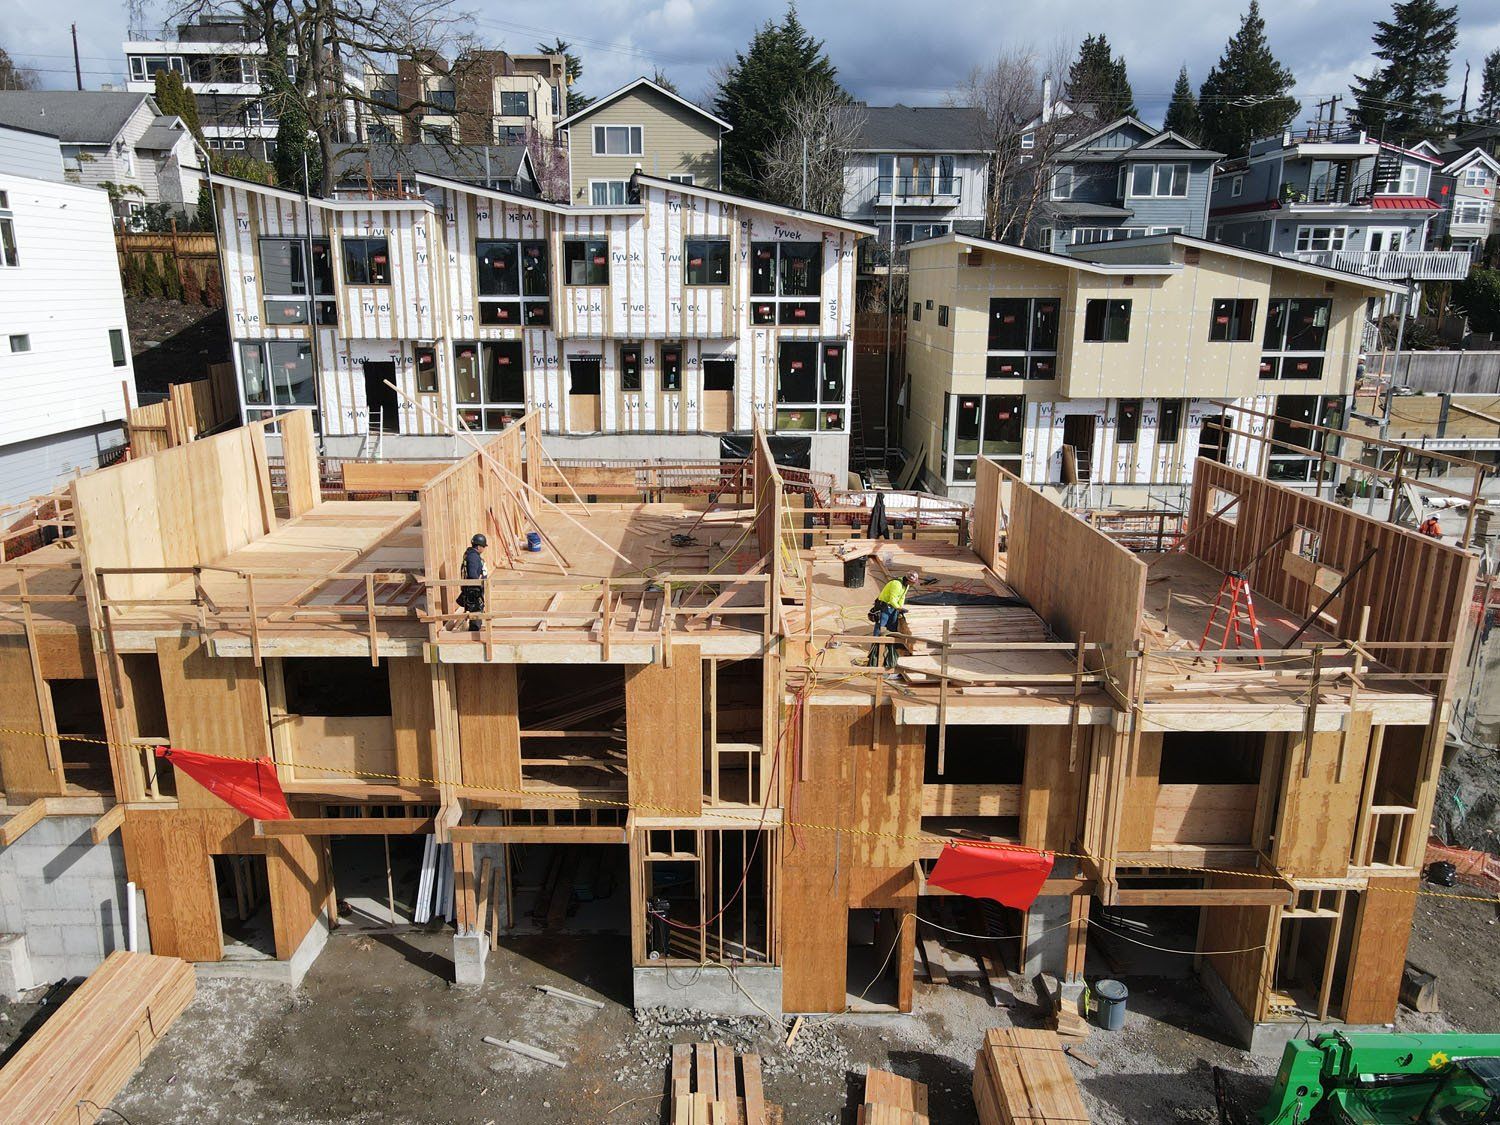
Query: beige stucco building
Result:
<box><xmin>902</xmin><ymin>232</ymin><xmax>1400</xmax><ymax>504</ymax></box>
<box><xmin>559</xmin><ymin>78</ymin><xmax>729</xmax><ymax>207</ymax></box>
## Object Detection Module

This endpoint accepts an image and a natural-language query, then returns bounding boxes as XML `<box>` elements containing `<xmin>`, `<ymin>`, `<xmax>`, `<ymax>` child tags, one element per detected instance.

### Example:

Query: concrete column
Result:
<box><xmin>452</xmin><ymin>929</ymin><xmax>487</xmax><ymax>987</ymax></box>
<box><xmin>1021</xmin><ymin>858</ymin><xmax>1081</xmax><ymax>993</ymax></box>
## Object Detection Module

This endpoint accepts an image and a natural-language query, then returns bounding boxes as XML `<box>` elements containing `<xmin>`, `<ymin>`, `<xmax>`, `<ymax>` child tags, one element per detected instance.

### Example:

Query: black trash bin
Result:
<box><xmin>842</xmin><ymin>554</ymin><xmax>868</xmax><ymax>589</ymax></box>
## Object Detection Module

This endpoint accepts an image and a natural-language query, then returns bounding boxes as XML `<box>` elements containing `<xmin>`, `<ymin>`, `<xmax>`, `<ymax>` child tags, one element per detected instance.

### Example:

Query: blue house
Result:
<box><xmin>1032</xmin><ymin>115</ymin><xmax>1221</xmax><ymax>252</ymax></box>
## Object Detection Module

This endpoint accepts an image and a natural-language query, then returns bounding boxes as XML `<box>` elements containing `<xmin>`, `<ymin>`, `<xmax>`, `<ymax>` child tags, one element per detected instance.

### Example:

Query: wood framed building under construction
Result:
<box><xmin>0</xmin><ymin>403</ymin><xmax>1476</xmax><ymax>1048</ymax></box>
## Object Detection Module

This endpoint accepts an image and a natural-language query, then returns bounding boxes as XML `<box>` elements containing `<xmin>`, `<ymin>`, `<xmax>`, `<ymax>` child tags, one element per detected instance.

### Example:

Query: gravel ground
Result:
<box><xmin>0</xmin><ymin>890</ymin><xmax>1435</xmax><ymax>1123</ymax></box>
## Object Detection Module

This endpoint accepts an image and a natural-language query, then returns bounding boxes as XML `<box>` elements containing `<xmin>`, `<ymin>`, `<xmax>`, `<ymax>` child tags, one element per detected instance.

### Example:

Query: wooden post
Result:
<box><xmin>1069</xmin><ymin>631</ymin><xmax>1086</xmax><ymax>772</ymax></box>
<box><xmin>246</xmin><ymin>573</ymin><xmax>262</xmax><ymax>667</ymax></box>
<box><xmin>365</xmin><ymin>573</ymin><xmax>379</xmax><ymax>666</ymax></box>
<box><xmin>936</xmin><ymin>619</ymin><xmax>950</xmax><ymax>775</ymax></box>
<box><xmin>661</xmin><ymin>580</ymin><xmax>672</xmax><ymax>667</ymax></box>
<box><xmin>600</xmin><ymin>579</ymin><xmax>611</xmax><ymax>661</ymax></box>
<box><xmin>1301</xmin><ymin>645</ymin><xmax>1323</xmax><ymax>778</ymax></box>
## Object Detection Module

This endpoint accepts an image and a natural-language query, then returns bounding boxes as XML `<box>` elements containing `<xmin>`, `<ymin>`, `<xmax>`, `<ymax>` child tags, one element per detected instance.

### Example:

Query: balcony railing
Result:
<box><xmin>874</xmin><ymin>176</ymin><xmax>958</xmax><ymax>204</ymax></box>
<box><xmin>1290</xmin><ymin>249</ymin><xmax>1472</xmax><ymax>282</ymax></box>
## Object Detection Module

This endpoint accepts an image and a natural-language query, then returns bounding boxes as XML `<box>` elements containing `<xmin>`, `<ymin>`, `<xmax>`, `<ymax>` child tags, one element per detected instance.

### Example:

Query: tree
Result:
<box><xmin>714</xmin><ymin>5</ymin><xmax>843</xmax><ymax>195</ymax></box>
<box><xmin>524</xmin><ymin>128</ymin><xmax>570</xmax><ymax>203</ymax></box>
<box><xmin>195</xmin><ymin>181</ymin><xmax>215</xmax><ymax>231</ymax></box>
<box><xmin>1474</xmin><ymin>47</ymin><xmax>1499</xmax><ymax>124</ymax></box>
<box><xmin>758</xmin><ymin>86</ymin><xmax>862</xmax><ymax>214</ymax></box>
<box><xmin>651</xmin><ymin>68</ymin><xmax>679</xmax><ymax>95</ymax></box>
<box><xmin>1350</xmin><ymin>0</ymin><xmax>1459</xmax><ymax>142</ymax></box>
<box><xmin>154</xmin><ymin>0</ymin><xmax>475</xmax><ymax>196</ymax></box>
<box><xmin>953</xmin><ymin>42</ymin><xmax>1074</xmax><ymax>243</ymax></box>
<box><xmin>0</xmin><ymin>46</ymin><xmax>39</xmax><ymax>91</ymax></box>
<box><xmin>153</xmin><ymin>70</ymin><xmax>203</xmax><ymax>146</ymax></box>
<box><xmin>536</xmin><ymin>37</ymin><xmax>593</xmax><ymax>114</ymax></box>
<box><xmin>1066</xmin><ymin>34</ymin><xmax>1137</xmax><ymax>121</ymax></box>
<box><xmin>1163</xmin><ymin>66</ymin><xmax>1202</xmax><ymax>141</ymax></box>
<box><xmin>1198</xmin><ymin>1</ymin><xmax>1299</xmax><ymax>157</ymax></box>
<box><xmin>1453</xmin><ymin>267</ymin><xmax>1500</xmax><ymax>335</ymax></box>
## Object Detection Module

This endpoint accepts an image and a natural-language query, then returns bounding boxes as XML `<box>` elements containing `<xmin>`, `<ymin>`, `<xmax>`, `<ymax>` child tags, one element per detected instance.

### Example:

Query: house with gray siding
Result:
<box><xmin>1432</xmin><ymin>148</ymin><xmax>1498</xmax><ymax>263</ymax></box>
<box><xmin>1208</xmin><ymin>127</ymin><xmax>1470</xmax><ymax>288</ymax></box>
<box><xmin>0</xmin><ymin>91</ymin><xmax>201</xmax><ymax>227</ymax></box>
<box><xmin>1033</xmin><ymin>116</ymin><xmax>1220</xmax><ymax>252</ymax></box>
<box><xmin>840</xmin><ymin>105</ymin><xmax>990</xmax><ymax>275</ymax></box>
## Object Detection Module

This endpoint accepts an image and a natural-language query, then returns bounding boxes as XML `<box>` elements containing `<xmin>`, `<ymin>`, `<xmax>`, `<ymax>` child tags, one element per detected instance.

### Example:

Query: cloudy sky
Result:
<box><xmin>8</xmin><ymin>0</ymin><xmax>1500</xmax><ymax>126</ymax></box>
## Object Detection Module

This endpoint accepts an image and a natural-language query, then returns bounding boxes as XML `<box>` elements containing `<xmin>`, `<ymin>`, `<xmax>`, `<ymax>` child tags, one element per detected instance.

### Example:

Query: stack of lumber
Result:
<box><xmin>900</xmin><ymin>605</ymin><xmax>1050</xmax><ymax>653</ymax></box>
<box><xmin>858</xmin><ymin>1067</ymin><xmax>930</xmax><ymax>1124</ymax></box>
<box><xmin>972</xmin><ymin>1028</ymin><xmax>1090</xmax><ymax>1124</ymax></box>
<box><xmin>668</xmin><ymin>1041</ymin><xmax>782</xmax><ymax>1124</ymax></box>
<box><xmin>0</xmin><ymin>951</ymin><xmax>195</xmax><ymax>1124</ymax></box>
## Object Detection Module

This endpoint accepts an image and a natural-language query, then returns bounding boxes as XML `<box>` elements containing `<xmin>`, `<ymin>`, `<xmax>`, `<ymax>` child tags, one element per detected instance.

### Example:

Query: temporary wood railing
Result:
<box><xmin>0</xmin><ymin>490</ymin><xmax>75</xmax><ymax>562</ymax></box>
<box><xmin>1201</xmin><ymin>400</ymin><xmax>1488</xmax><ymax>544</ymax></box>
<box><xmin>422</xmin><ymin>571</ymin><xmax>773</xmax><ymax>661</ymax></box>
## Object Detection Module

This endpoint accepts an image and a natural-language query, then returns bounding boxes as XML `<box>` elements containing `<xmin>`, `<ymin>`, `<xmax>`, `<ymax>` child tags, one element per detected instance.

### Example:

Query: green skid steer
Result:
<box><xmin>1216</xmin><ymin>1032</ymin><xmax>1500</xmax><ymax>1124</ymax></box>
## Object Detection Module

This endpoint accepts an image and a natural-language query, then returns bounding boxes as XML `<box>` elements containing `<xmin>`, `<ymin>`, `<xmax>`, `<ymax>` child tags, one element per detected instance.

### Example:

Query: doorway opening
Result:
<box><xmin>214</xmin><ymin>854</ymin><xmax>275</xmax><ymax>959</ymax></box>
<box><xmin>846</xmin><ymin>908</ymin><xmax>902</xmax><ymax>1011</ymax></box>
<box><xmin>48</xmin><ymin>678</ymin><xmax>112</xmax><ymax>793</ymax></box>
<box><xmin>330</xmin><ymin>832</ymin><xmax>430</xmax><ymax>930</ymax></box>
<box><xmin>363</xmin><ymin>360</ymin><xmax>399</xmax><ymax>433</ymax></box>
<box><xmin>1061</xmin><ymin>414</ymin><xmax>1096</xmax><ymax>481</ymax></box>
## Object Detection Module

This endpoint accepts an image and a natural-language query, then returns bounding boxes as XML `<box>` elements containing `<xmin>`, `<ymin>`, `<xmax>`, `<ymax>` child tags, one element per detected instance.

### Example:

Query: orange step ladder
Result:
<box><xmin>1198</xmin><ymin>572</ymin><xmax>1265</xmax><ymax>669</ymax></box>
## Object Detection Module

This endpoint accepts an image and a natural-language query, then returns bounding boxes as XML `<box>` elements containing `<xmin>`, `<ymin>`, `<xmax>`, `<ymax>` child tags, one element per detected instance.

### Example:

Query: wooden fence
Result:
<box><xmin>126</xmin><ymin>365</ymin><xmax>239</xmax><ymax>455</ymax></box>
<box><xmin>116</xmin><ymin>228</ymin><xmax>222</xmax><ymax>305</ymax></box>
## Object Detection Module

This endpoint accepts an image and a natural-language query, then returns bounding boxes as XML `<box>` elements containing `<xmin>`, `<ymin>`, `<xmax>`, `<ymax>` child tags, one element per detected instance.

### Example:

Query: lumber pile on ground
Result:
<box><xmin>858</xmin><ymin>1066</ymin><xmax>930</xmax><ymax>1123</ymax></box>
<box><xmin>972</xmin><ymin>1027</ymin><xmax>1090</xmax><ymax>1124</ymax></box>
<box><xmin>668</xmin><ymin>1041</ymin><xmax>782</xmax><ymax>1124</ymax></box>
<box><xmin>0</xmin><ymin>951</ymin><xmax>195</xmax><ymax>1124</ymax></box>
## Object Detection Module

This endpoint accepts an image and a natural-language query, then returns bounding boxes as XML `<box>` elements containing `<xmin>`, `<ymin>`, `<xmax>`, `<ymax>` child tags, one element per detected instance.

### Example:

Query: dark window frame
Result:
<box><xmin>342</xmin><ymin>237</ymin><xmax>391</xmax><ymax>286</ymax></box>
<box><xmin>1116</xmin><ymin>398</ymin><xmax>1142</xmax><ymax>444</ymax></box>
<box><xmin>620</xmin><ymin>344</ymin><xmax>643</xmax><ymax>393</ymax></box>
<box><xmin>1158</xmin><ymin>398</ymin><xmax>1183</xmax><ymax>444</ymax></box>
<box><xmin>684</xmin><ymin>238</ymin><xmax>731</xmax><ymax>286</ymax></box>
<box><xmin>1083</xmin><ymin>298</ymin><xmax>1131</xmax><ymax>343</ymax></box>
<box><xmin>562</xmin><ymin>239</ymin><xmax>609</xmax><ymax>287</ymax></box>
<box><xmin>1209</xmin><ymin>297</ymin><xmax>1257</xmax><ymax>342</ymax></box>
<box><xmin>986</xmin><ymin>296</ymin><xmax>1060</xmax><ymax>381</ymax></box>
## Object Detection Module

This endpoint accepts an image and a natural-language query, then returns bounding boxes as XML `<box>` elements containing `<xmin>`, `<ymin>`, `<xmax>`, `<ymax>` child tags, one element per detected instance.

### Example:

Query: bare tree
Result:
<box><xmin>0</xmin><ymin>46</ymin><xmax>39</xmax><ymax>91</ymax></box>
<box><xmin>138</xmin><ymin>0</ymin><xmax>478</xmax><ymax>194</ymax></box>
<box><xmin>758</xmin><ymin>87</ymin><xmax>865</xmax><ymax>216</ymax></box>
<box><xmin>952</xmin><ymin>41</ymin><xmax>1075</xmax><ymax>245</ymax></box>
<box><xmin>524</xmin><ymin>127</ymin><xmax>569</xmax><ymax>203</ymax></box>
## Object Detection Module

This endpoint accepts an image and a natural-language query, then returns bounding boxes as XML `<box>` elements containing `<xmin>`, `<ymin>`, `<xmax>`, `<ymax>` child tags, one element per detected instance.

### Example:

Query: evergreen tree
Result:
<box><xmin>153</xmin><ymin>70</ymin><xmax>203</xmax><ymax>147</ymax></box>
<box><xmin>714</xmin><ymin>5</ymin><xmax>843</xmax><ymax>195</ymax></box>
<box><xmin>1163</xmin><ymin>66</ymin><xmax>1202</xmax><ymax>140</ymax></box>
<box><xmin>1477</xmin><ymin>47</ymin><xmax>1500</xmax><ymax>123</ymax></box>
<box><xmin>1349</xmin><ymin>0</ymin><xmax>1459</xmax><ymax>141</ymax></box>
<box><xmin>651</xmin><ymin>68</ymin><xmax>680</xmax><ymax>95</ymax></box>
<box><xmin>536</xmin><ymin>38</ymin><xmax>593</xmax><ymax>114</ymax></box>
<box><xmin>195</xmin><ymin>182</ymin><xmax>215</xmax><ymax>233</ymax></box>
<box><xmin>1198</xmin><ymin>1</ymin><xmax>1299</xmax><ymax>156</ymax></box>
<box><xmin>264</xmin><ymin>15</ymin><xmax>319</xmax><ymax>192</ymax></box>
<box><xmin>1066</xmin><ymin>35</ymin><xmax>1137</xmax><ymax>120</ymax></box>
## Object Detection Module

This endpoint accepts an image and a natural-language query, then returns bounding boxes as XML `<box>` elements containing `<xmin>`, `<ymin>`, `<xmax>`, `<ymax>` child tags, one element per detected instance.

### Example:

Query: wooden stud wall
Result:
<box><xmin>1200</xmin><ymin>874</ymin><xmax>1281</xmax><ymax>1023</ymax></box>
<box><xmin>389</xmin><ymin>656</ymin><xmax>438</xmax><ymax>785</ymax></box>
<box><xmin>454</xmin><ymin>664</ymin><xmax>520</xmax><ymax>792</ymax></box>
<box><xmin>154</xmin><ymin>634</ymin><xmax>271</xmax><ymax>809</ymax></box>
<box><xmin>1021</xmin><ymin>725</ymin><xmax>1086</xmax><ymax>853</ymax></box>
<box><xmin>1186</xmin><ymin>459</ymin><xmax>1478</xmax><ymax>684</ymax></box>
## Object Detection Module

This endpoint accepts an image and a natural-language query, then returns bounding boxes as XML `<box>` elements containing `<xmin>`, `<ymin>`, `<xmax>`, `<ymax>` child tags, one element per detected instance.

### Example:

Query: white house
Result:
<box><xmin>0</xmin><ymin>92</ymin><xmax>201</xmax><ymax>227</ymax></box>
<box><xmin>0</xmin><ymin>125</ymin><xmax>136</xmax><ymax>505</ymax></box>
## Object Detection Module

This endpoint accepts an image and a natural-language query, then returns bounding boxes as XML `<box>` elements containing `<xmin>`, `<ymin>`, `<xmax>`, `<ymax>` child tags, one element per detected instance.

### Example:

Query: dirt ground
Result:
<box><xmin>0</xmin><ymin>892</ymin><xmax>1443</xmax><ymax>1123</ymax></box>
<box><xmin>125</xmin><ymin>297</ymin><xmax>230</xmax><ymax>396</ymax></box>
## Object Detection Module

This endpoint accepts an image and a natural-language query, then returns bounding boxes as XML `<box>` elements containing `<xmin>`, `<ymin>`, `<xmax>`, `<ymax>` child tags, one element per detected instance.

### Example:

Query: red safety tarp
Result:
<box><xmin>155</xmin><ymin>747</ymin><xmax>292</xmax><ymax>820</ymax></box>
<box><xmin>927</xmin><ymin>843</ymin><xmax>1054</xmax><ymax>910</ymax></box>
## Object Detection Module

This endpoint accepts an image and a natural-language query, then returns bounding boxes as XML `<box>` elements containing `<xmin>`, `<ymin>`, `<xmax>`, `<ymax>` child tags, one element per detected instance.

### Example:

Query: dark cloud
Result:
<box><xmin>9</xmin><ymin>0</ymin><xmax>1500</xmax><ymax>129</ymax></box>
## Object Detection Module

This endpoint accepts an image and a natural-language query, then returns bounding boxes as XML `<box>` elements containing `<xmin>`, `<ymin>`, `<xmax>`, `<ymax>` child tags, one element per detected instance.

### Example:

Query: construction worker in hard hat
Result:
<box><xmin>460</xmin><ymin>533</ymin><xmax>489</xmax><ymax>631</ymax></box>
<box><xmin>868</xmin><ymin>571</ymin><xmax>918</xmax><ymax>670</ymax></box>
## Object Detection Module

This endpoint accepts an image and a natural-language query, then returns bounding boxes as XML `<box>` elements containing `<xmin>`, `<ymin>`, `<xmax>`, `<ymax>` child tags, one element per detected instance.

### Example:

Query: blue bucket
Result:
<box><xmin>525</xmin><ymin>531</ymin><xmax>543</xmax><ymax>552</ymax></box>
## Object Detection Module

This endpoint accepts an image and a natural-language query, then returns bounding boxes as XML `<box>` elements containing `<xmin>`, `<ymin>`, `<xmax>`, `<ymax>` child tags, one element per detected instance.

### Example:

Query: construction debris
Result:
<box><xmin>535</xmin><ymin>983</ymin><xmax>605</xmax><ymax>1009</ymax></box>
<box><xmin>483</xmin><ymin>1036</ymin><xmax>567</xmax><ymax>1068</ymax></box>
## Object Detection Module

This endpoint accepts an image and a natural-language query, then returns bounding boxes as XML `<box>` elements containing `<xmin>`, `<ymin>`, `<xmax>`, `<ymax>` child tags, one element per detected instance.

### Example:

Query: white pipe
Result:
<box><xmin>126</xmin><ymin>880</ymin><xmax>138</xmax><ymax>953</ymax></box>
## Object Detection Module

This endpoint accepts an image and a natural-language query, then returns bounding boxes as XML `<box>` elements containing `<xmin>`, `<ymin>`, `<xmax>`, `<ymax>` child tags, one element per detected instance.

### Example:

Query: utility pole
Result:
<box><xmin>71</xmin><ymin>24</ymin><xmax>83</xmax><ymax>91</ymax></box>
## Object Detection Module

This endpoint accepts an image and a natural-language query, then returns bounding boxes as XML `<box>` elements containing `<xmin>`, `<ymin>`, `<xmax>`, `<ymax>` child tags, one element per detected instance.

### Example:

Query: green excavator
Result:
<box><xmin>1216</xmin><ymin>1032</ymin><xmax>1500</xmax><ymax>1123</ymax></box>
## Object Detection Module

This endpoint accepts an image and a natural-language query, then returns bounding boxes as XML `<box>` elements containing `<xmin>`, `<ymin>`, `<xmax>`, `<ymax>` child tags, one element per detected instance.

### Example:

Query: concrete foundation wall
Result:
<box><xmin>0</xmin><ymin>813</ymin><xmax>146</xmax><ymax>984</ymax></box>
<box><xmin>633</xmin><ymin>964</ymin><xmax>782</xmax><ymax>1017</ymax></box>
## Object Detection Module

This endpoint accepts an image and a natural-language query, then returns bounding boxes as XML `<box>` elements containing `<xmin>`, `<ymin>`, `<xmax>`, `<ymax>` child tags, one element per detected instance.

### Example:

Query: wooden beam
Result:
<box><xmin>1111</xmin><ymin>886</ymin><xmax>1293</xmax><ymax>907</ymax></box>
<box><xmin>252</xmin><ymin>817</ymin><xmax>436</xmax><ymax>837</ymax></box>
<box><xmin>449</xmin><ymin>824</ymin><xmax>628</xmax><ymax>845</ymax></box>
<box><xmin>89</xmin><ymin>803</ymin><xmax>127</xmax><ymax>846</ymax></box>
<box><xmin>0</xmin><ymin>799</ymin><xmax>48</xmax><ymax>846</ymax></box>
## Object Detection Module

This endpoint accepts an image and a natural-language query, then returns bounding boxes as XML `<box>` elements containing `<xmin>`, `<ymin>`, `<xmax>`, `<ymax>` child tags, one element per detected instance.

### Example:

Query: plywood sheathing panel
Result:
<box><xmin>1273</xmin><ymin>716</ymin><xmax>1372</xmax><ymax>878</ymax></box>
<box><xmin>626</xmin><ymin>646</ymin><xmax>703</xmax><ymax>817</ymax></box>
<box><xmin>1021</xmin><ymin>725</ymin><xmax>1085</xmax><ymax>852</ymax></box>
<box><xmin>0</xmin><ymin>638</ymin><xmax>56</xmax><ymax>799</ymax></box>
<box><xmin>1114</xmin><ymin>731</ymin><xmax>1162</xmax><ymax>853</ymax></box>
<box><xmin>280</xmin><ymin>409</ymin><xmax>323</xmax><ymax>518</ymax></box>
<box><xmin>389</xmin><ymin>656</ymin><xmax>437</xmax><ymax>784</ymax></box>
<box><xmin>1342</xmin><ymin>874</ymin><xmax>1419</xmax><ymax>1025</ymax></box>
<box><xmin>154</xmin><ymin>633</ymin><xmax>271</xmax><ymax>809</ymax></box>
<box><xmin>455</xmin><ymin>663</ymin><xmax>520</xmax><ymax>791</ymax></box>
<box><xmin>267</xmin><ymin>830</ymin><xmax>330</xmax><ymax>958</ymax></box>
<box><xmin>971</xmin><ymin>455</ymin><xmax>1003</xmax><ymax>570</ymax></box>
<box><xmin>72</xmin><ymin>419</ymin><xmax>277</xmax><ymax>604</ymax></box>
<box><xmin>1200</xmin><ymin>874</ymin><xmax>1280</xmax><ymax>1024</ymax></box>
<box><xmin>998</xmin><ymin>464</ymin><xmax>1145</xmax><ymax>704</ymax></box>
